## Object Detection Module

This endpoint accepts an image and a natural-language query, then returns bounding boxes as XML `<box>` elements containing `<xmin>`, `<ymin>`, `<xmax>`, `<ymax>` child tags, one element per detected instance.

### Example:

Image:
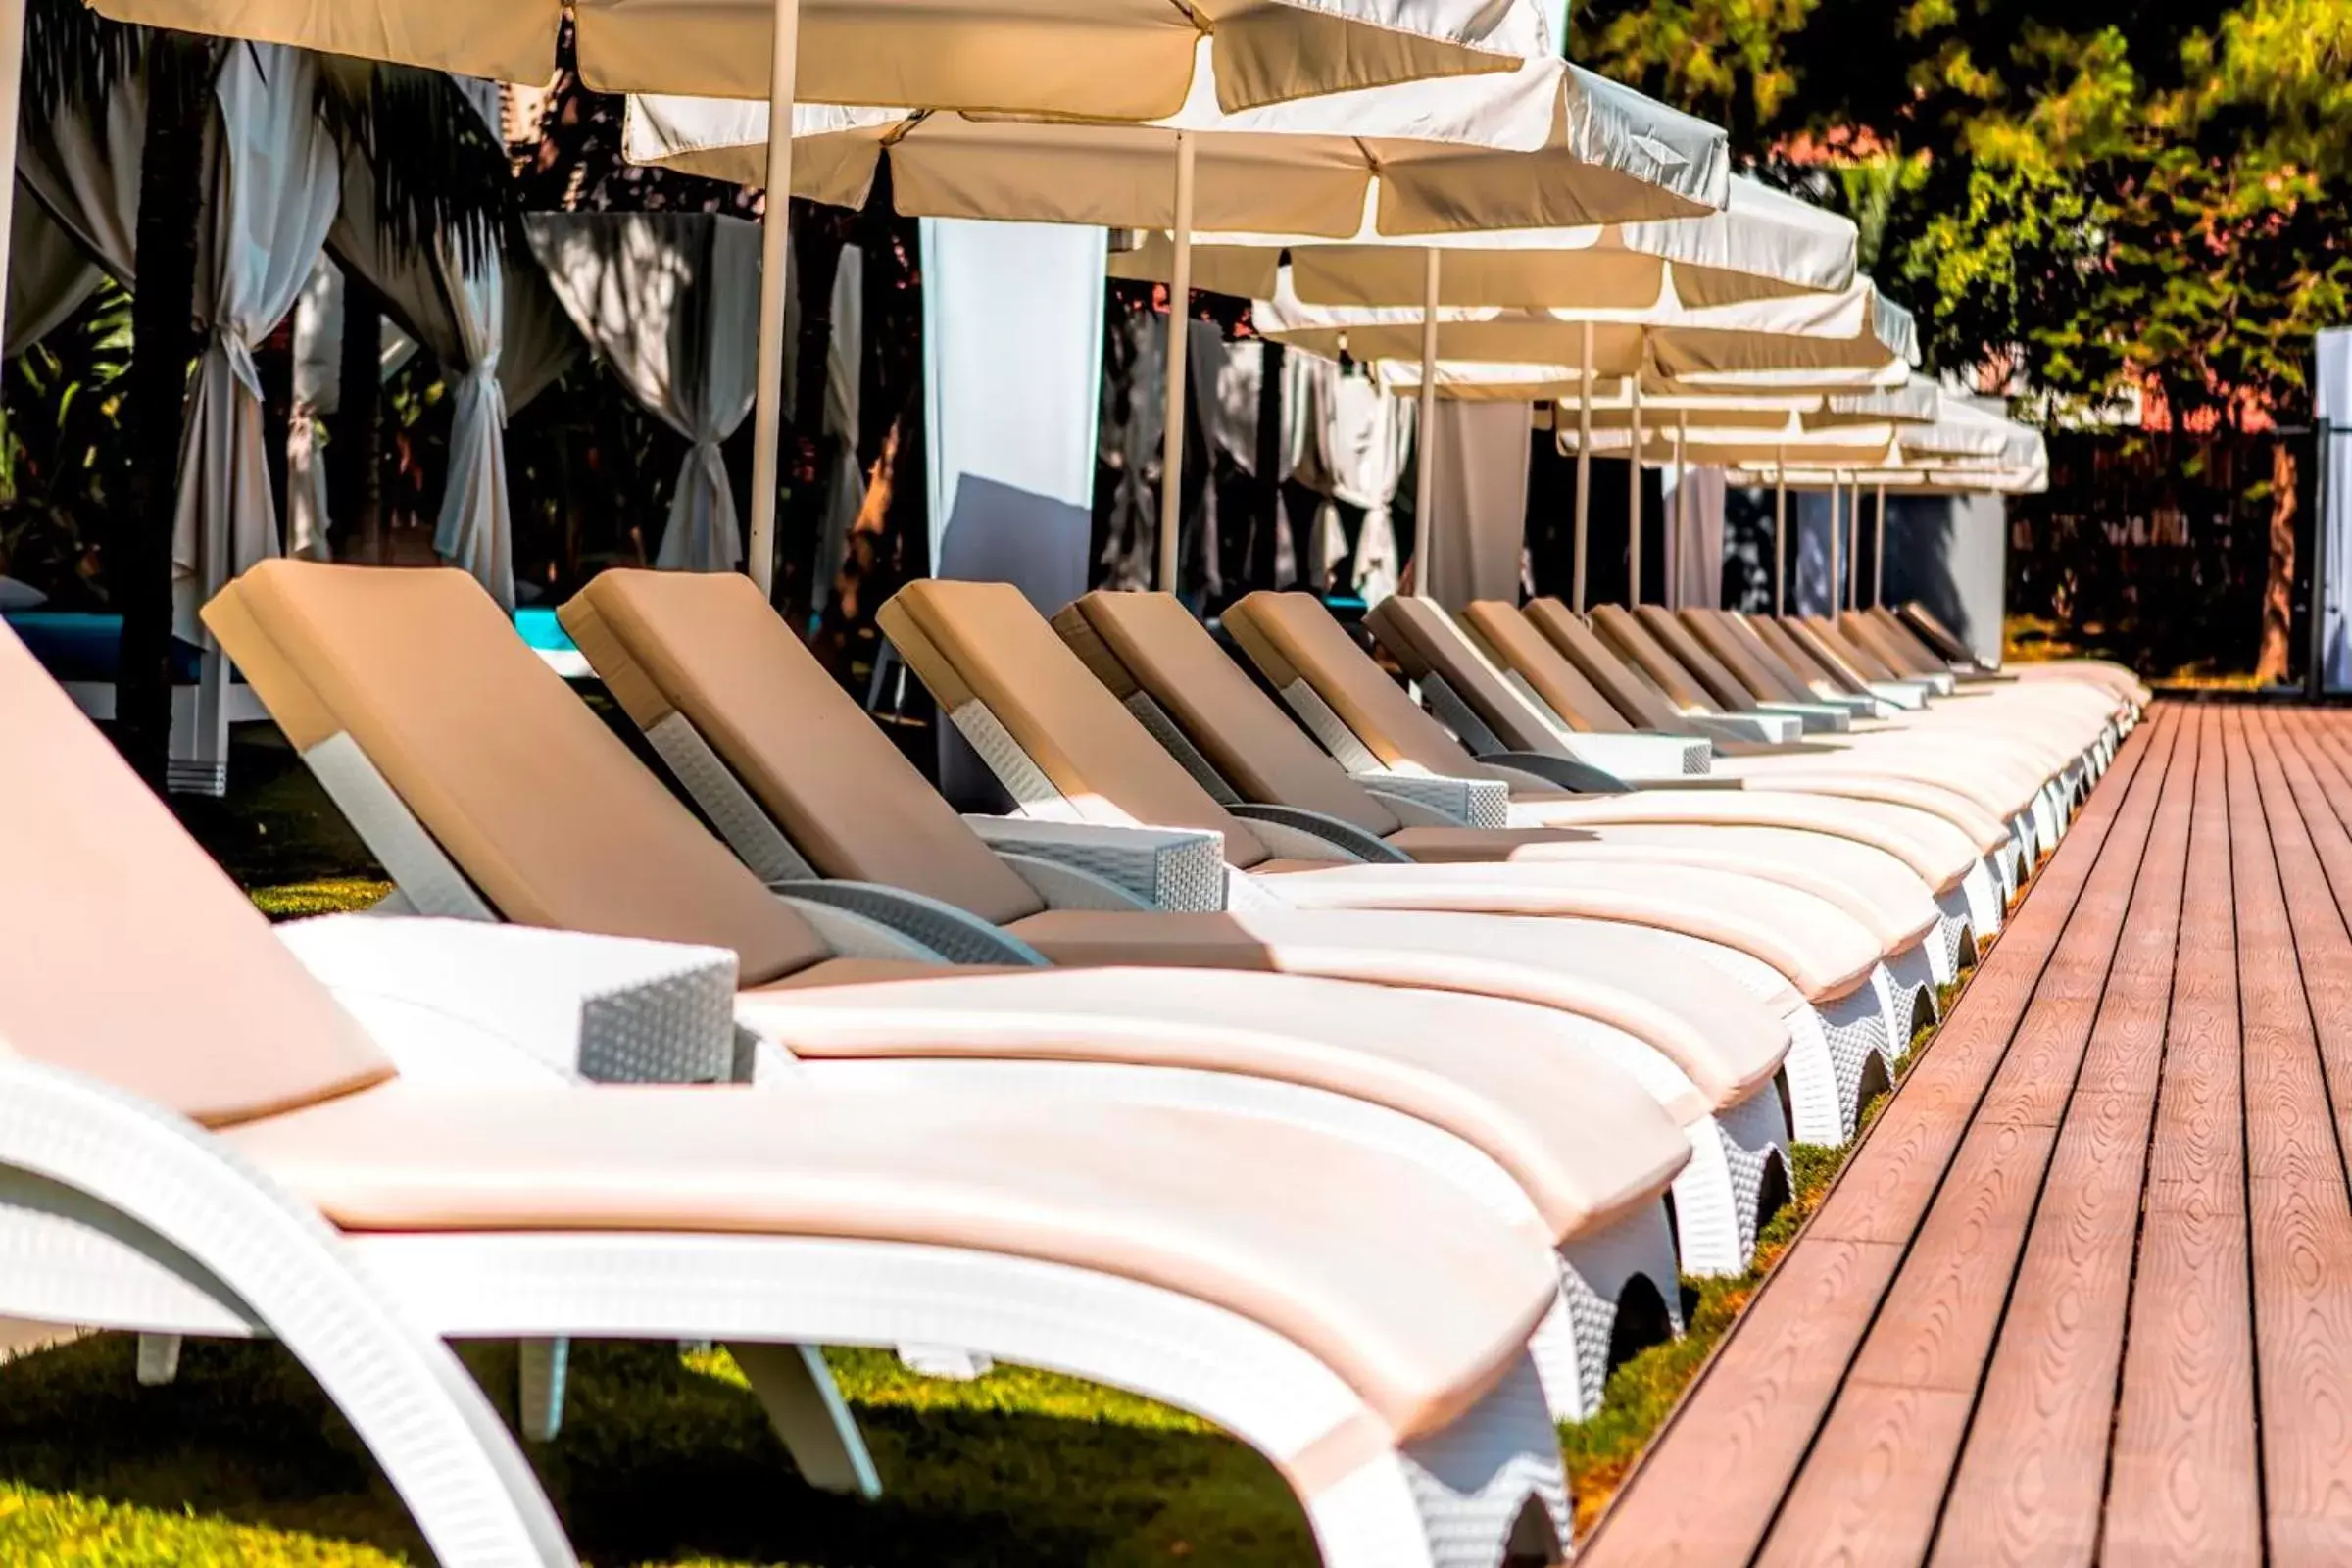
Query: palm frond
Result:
<box><xmin>315</xmin><ymin>63</ymin><xmax>516</xmax><ymax>270</ymax></box>
<box><xmin>24</xmin><ymin>0</ymin><xmax>145</xmax><ymax>118</ymax></box>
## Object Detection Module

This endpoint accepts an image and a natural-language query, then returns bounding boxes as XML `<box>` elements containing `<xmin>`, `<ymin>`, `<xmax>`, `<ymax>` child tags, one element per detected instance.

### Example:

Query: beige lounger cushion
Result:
<box><xmin>1588</xmin><ymin>606</ymin><xmax>1719</xmax><ymax>713</ymax></box>
<box><xmin>1678</xmin><ymin>610</ymin><xmax>1813</xmax><ymax>707</ymax></box>
<box><xmin>0</xmin><ymin>624</ymin><xmax>393</xmax><ymax>1128</ymax></box>
<box><xmin>1457</xmin><ymin>602</ymin><xmax>1634</xmax><ymax>733</ymax></box>
<box><xmin>1061</xmin><ymin>592</ymin><xmax>1403</xmax><ymax>835</ymax></box>
<box><xmin>207</xmin><ymin>563</ymin><xmax>833</xmax><ymax>987</ymax></box>
<box><xmin>225</xmin><ymin>1077</ymin><xmax>1561</xmax><ymax>1440</ymax></box>
<box><xmin>562</xmin><ymin>570</ymin><xmax>1051</xmax><ymax>928</ymax></box>
<box><xmin>1363</xmin><ymin>597</ymin><xmax>1562</xmax><ymax>755</ymax></box>
<box><xmin>1520</xmin><ymin>602</ymin><xmax>1695</xmax><ymax>733</ymax></box>
<box><xmin>735</xmin><ymin>962</ymin><xmax>1693</xmax><ymax>1228</ymax></box>
<box><xmin>882</xmin><ymin>580</ymin><xmax>1280</xmax><ymax>868</ymax></box>
<box><xmin>1631</xmin><ymin>607</ymin><xmax>1759</xmax><ymax>714</ymax></box>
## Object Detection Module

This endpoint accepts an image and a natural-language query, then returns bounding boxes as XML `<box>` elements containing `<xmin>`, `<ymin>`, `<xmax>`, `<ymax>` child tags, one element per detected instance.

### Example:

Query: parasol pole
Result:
<box><xmin>1571</xmin><ymin>319</ymin><xmax>1592</xmax><ymax>612</ymax></box>
<box><xmin>1626</xmin><ymin>374</ymin><xmax>1643</xmax><ymax>604</ymax></box>
<box><xmin>1873</xmin><ymin>480</ymin><xmax>1887</xmax><ymax>607</ymax></box>
<box><xmin>1156</xmin><ymin>129</ymin><xmax>1197</xmax><ymax>593</ymax></box>
<box><xmin>747</xmin><ymin>0</ymin><xmax>804</xmax><ymax>595</ymax></box>
<box><xmin>1772</xmin><ymin>448</ymin><xmax>1787</xmax><ymax>616</ymax></box>
<box><xmin>1413</xmin><ymin>246</ymin><xmax>1441</xmax><ymax>598</ymax></box>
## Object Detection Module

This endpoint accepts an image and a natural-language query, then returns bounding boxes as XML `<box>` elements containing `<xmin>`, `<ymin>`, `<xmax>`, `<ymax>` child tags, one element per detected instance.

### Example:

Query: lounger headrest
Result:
<box><xmin>1689</xmin><ymin>610</ymin><xmax>1813</xmax><ymax>704</ymax></box>
<box><xmin>1588</xmin><ymin>604</ymin><xmax>1716</xmax><ymax>712</ymax></box>
<box><xmin>1518</xmin><ymin>601</ymin><xmax>1690</xmax><ymax>733</ymax></box>
<box><xmin>562</xmin><ymin>570</ymin><xmax>1047</xmax><ymax>928</ymax></box>
<box><xmin>1632</xmin><ymin>606</ymin><xmax>1756</xmax><ymax>712</ymax></box>
<box><xmin>1362</xmin><ymin>597</ymin><xmax>1561</xmax><ymax>755</ymax></box>
<box><xmin>1455</xmin><ymin>602</ymin><xmax>1631</xmax><ymax>734</ymax></box>
<box><xmin>0</xmin><ymin>622</ymin><xmax>393</xmax><ymax>1127</ymax></box>
<box><xmin>1222</xmin><ymin>593</ymin><xmax>1481</xmax><ymax>777</ymax></box>
<box><xmin>879</xmin><ymin>579</ymin><xmax>1276</xmax><ymax>868</ymax></box>
<box><xmin>206</xmin><ymin>561</ymin><xmax>833</xmax><ymax>987</ymax></box>
<box><xmin>1064</xmin><ymin>592</ymin><xmax>1399</xmax><ymax>836</ymax></box>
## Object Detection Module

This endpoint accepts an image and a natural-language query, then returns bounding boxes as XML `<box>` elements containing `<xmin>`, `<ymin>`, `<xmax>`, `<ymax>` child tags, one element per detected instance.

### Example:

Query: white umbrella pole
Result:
<box><xmin>746</xmin><ymin>0</ymin><xmax>803</xmax><ymax>597</ymax></box>
<box><xmin>1844</xmin><ymin>472</ymin><xmax>1860</xmax><ymax>611</ymax></box>
<box><xmin>1670</xmin><ymin>410</ymin><xmax>1687</xmax><ymax>611</ymax></box>
<box><xmin>1772</xmin><ymin>449</ymin><xmax>1786</xmax><ymax>616</ymax></box>
<box><xmin>1827</xmin><ymin>472</ymin><xmax>1841</xmax><ymax>616</ymax></box>
<box><xmin>0</xmin><ymin>0</ymin><xmax>22</xmax><ymax>361</ymax></box>
<box><xmin>1156</xmin><ymin>129</ymin><xmax>1197</xmax><ymax>594</ymax></box>
<box><xmin>1413</xmin><ymin>246</ymin><xmax>1440</xmax><ymax>598</ymax></box>
<box><xmin>1571</xmin><ymin>320</ymin><xmax>1592</xmax><ymax>613</ymax></box>
<box><xmin>1873</xmin><ymin>480</ymin><xmax>1887</xmax><ymax>608</ymax></box>
<box><xmin>1626</xmin><ymin>376</ymin><xmax>1643</xmax><ymax>605</ymax></box>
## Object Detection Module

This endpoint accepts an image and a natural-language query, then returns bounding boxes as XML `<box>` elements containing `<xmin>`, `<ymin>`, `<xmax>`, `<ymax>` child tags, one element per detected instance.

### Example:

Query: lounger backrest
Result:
<box><xmin>1788</xmin><ymin>616</ymin><xmax>1880</xmax><ymax>686</ymax></box>
<box><xmin>1456</xmin><ymin>602</ymin><xmax>1634</xmax><ymax>734</ymax></box>
<box><xmin>1808</xmin><ymin>615</ymin><xmax>1897</xmax><ymax>681</ymax></box>
<box><xmin>206</xmin><ymin>562</ymin><xmax>834</xmax><ymax>987</ymax></box>
<box><xmin>1745</xmin><ymin>614</ymin><xmax>1854</xmax><ymax>697</ymax></box>
<box><xmin>1362</xmin><ymin>597</ymin><xmax>1566</xmax><ymax>756</ymax></box>
<box><xmin>1588</xmin><ymin>605</ymin><xmax>1720</xmax><ymax>713</ymax></box>
<box><xmin>561</xmin><ymin>570</ymin><xmax>1047</xmax><ymax>928</ymax></box>
<box><xmin>1866</xmin><ymin>607</ymin><xmax>1951</xmax><ymax>671</ymax></box>
<box><xmin>878</xmin><ymin>580</ymin><xmax>1277</xmax><ymax>869</ymax></box>
<box><xmin>1519</xmin><ymin>601</ymin><xmax>1690</xmax><ymax>732</ymax></box>
<box><xmin>1899</xmin><ymin>602</ymin><xmax>1979</xmax><ymax>665</ymax></box>
<box><xmin>1678</xmin><ymin>610</ymin><xmax>1808</xmax><ymax>706</ymax></box>
<box><xmin>1222</xmin><ymin>592</ymin><xmax>1486</xmax><ymax>777</ymax></box>
<box><xmin>0</xmin><ymin>624</ymin><xmax>394</xmax><ymax>1127</ymax></box>
<box><xmin>1706</xmin><ymin>611</ymin><xmax>1822</xmax><ymax>701</ymax></box>
<box><xmin>1631</xmin><ymin>606</ymin><xmax>1759</xmax><ymax>712</ymax></box>
<box><xmin>1845</xmin><ymin>611</ymin><xmax>1935</xmax><ymax>676</ymax></box>
<box><xmin>1059</xmin><ymin>592</ymin><xmax>1401</xmax><ymax>836</ymax></box>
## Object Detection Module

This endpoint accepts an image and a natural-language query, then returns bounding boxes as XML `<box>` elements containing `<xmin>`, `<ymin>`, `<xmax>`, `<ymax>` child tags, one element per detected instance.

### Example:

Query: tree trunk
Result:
<box><xmin>2256</xmin><ymin>439</ymin><xmax>2298</xmax><ymax>685</ymax></box>
<box><xmin>1250</xmin><ymin>340</ymin><xmax>1285</xmax><ymax>589</ymax></box>
<box><xmin>329</xmin><ymin>277</ymin><xmax>382</xmax><ymax>562</ymax></box>
<box><xmin>115</xmin><ymin>34</ymin><xmax>217</xmax><ymax>792</ymax></box>
<box><xmin>782</xmin><ymin>206</ymin><xmax>847</xmax><ymax>630</ymax></box>
<box><xmin>257</xmin><ymin>316</ymin><xmax>292</xmax><ymax>535</ymax></box>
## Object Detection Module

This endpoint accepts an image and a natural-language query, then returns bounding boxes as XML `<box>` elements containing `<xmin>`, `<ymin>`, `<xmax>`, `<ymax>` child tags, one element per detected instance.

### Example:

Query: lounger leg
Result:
<box><xmin>518</xmin><ymin>1338</ymin><xmax>569</xmax><ymax>1441</ymax></box>
<box><xmin>1777</xmin><ymin>1006</ymin><xmax>1848</xmax><ymax>1147</ymax></box>
<box><xmin>724</xmin><ymin>1341</ymin><xmax>883</xmax><ymax>1498</ymax></box>
<box><xmin>1545</xmin><ymin>1201</ymin><xmax>1683</xmax><ymax>1420</ymax></box>
<box><xmin>0</xmin><ymin>1063</ymin><xmax>575</xmax><ymax>1566</ymax></box>
<box><xmin>136</xmin><ymin>1332</ymin><xmax>182</xmax><ymax>1386</ymax></box>
<box><xmin>1817</xmin><ymin>981</ymin><xmax>1896</xmax><ymax>1141</ymax></box>
<box><xmin>1307</xmin><ymin>1351</ymin><xmax>1570</xmax><ymax>1568</ymax></box>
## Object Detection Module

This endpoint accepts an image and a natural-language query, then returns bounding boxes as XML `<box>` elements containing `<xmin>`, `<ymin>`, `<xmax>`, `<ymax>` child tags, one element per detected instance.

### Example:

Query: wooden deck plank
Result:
<box><xmin>1755</xmin><ymin>712</ymin><xmax>2181</xmax><ymax>1567</ymax></box>
<box><xmin>1928</xmin><ymin>709</ymin><xmax>2198</xmax><ymax>1567</ymax></box>
<box><xmin>2108</xmin><ymin>707</ymin><xmax>2260</xmax><ymax>1568</ymax></box>
<box><xmin>2233</xmin><ymin>710</ymin><xmax>2352</xmax><ymax>1561</ymax></box>
<box><xmin>1578</xmin><ymin>715</ymin><xmax>2163</xmax><ymax>1568</ymax></box>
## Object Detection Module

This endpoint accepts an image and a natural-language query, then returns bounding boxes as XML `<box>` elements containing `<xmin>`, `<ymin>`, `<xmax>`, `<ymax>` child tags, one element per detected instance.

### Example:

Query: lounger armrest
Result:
<box><xmin>770</xmin><ymin>881</ymin><xmax>1051</xmax><ymax>968</ymax></box>
<box><xmin>994</xmin><ymin>852</ymin><xmax>1164</xmax><ymax>912</ymax></box>
<box><xmin>962</xmin><ymin>817</ymin><xmax>1229</xmax><ymax>913</ymax></box>
<box><xmin>1754</xmin><ymin>702</ymin><xmax>1854</xmax><ymax>735</ymax></box>
<box><xmin>1864</xmin><ymin>682</ymin><xmax>1932</xmax><ymax>710</ymax></box>
<box><xmin>1471</xmin><ymin>751</ymin><xmax>1635</xmax><ymax>795</ymax></box>
<box><xmin>277</xmin><ymin>915</ymin><xmax>740</xmax><ymax>1085</ymax></box>
<box><xmin>1688</xmin><ymin>711</ymin><xmax>1805</xmax><ymax>746</ymax></box>
<box><xmin>1227</xmin><ymin>805</ymin><xmax>1413</xmax><ymax>864</ymax></box>
<box><xmin>1554</xmin><ymin>732</ymin><xmax>1715</xmax><ymax>781</ymax></box>
<box><xmin>1351</xmin><ymin>771</ymin><xmax>1513</xmax><ymax>828</ymax></box>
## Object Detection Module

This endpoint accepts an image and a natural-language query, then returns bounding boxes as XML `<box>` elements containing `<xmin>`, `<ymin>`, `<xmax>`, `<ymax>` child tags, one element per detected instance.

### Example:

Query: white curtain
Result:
<box><xmin>1665</xmin><ymin>463</ymin><xmax>1727</xmax><ymax>610</ymax></box>
<box><xmin>1421</xmin><ymin>399</ymin><xmax>1533</xmax><ymax>611</ymax></box>
<box><xmin>1294</xmin><ymin>361</ymin><xmax>1412</xmax><ymax>604</ymax></box>
<box><xmin>527</xmin><ymin>212</ymin><xmax>760</xmax><ymax>571</ymax></box>
<box><xmin>809</xmin><ymin>243</ymin><xmax>866</xmax><ymax>612</ymax></box>
<box><xmin>172</xmin><ymin>43</ymin><xmax>341</xmax><ymax>643</ymax></box>
<box><xmin>430</xmin><ymin>237</ymin><xmax>513</xmax><ymax>606</ymax></box>
<box><xmin>6</xmin><ymin>186</ymin><xmax>103</xmax><ymax>358</ymax></box>
<box><xmin>17</xmin><ymin>74</ymin><xmax>143</xmax><ymax>285</ymax></box>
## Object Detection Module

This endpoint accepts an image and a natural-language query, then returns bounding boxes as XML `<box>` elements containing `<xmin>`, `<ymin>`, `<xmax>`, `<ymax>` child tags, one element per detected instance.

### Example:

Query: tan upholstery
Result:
<box><xmin>1457</xmin><ymin>602</ymin><xmax>1632</xmax><ymax>733</ymax></box>
<box><xmin>1588</xmin><ymin>606</ymin><xmax>1718</xmax><ymax>712</ymax></box>
<box><xmin>1842</xmin><ymin>612</ymin><xmax>1933</xmax><ymax>677</ymax></box>
<box><xmin>881</xmin><ymin>580</ymin><xmax>1276</xmax><ymax>867</ymax></box>
<box><xmin>1631</xmin><ymin>607</ymin><xmax>1757</xmax><ymax>713</ymax></box>
<box><xmin>1363</xmin><ymin>597</ymin><xmax>1562</xmax><ymax>754</ymax></box>
<box><xmin>1865</xmin><ymin>607</ymin><xmax>1951</xmax><ymax>673</ymax></box>
<box><xmin>226</xmin><ymin>1075</ymin><xmax>1561</xmax><ymax>1441</ymax></box>
<box><xmin>205</xmin><ymin>562</ymin><xmax>833</xmax><ymax>987</ymax></box>
<box><xmin>1782</xmin><ymin>618</ymin><xmax>1876</xmax><ymax>690</ymax></box>
<box><xmin>1061</xmin><ymin>592</ymin><xmax>1399</xmax><ymax>835</ymax></box>
<box><xmin>0</xmin><ymin>624</ymin><xmax>392</xmax><ymax>1128</ymax></box>
<box><xmin>562</xmin><ymin>571</ymin><xmax>1048</xmax><ymax>927</ymax></box>
<box><xmin>1004</xmin><ymin>906</ymin><xmax>1791</xmax><ymax>1113</ymax></box>
<box><xmin>1677</xmin><ymin>610</ymin><xmax>1810</xmax><ymax>706</ymax></box>
<box><xmin>1804</xmin><ymin>616</ymin><xmax>1898</xmax><ymax>682</ymax></box>
<box><xmin>735</xmin><ymin>961</ymin><xmax>1692</xmax><ymax>1234</ymax></box>
<box><xmin>1708</xmin><ymin>612</ymin><xmax>1832</xmax><ymax>702</ymax></box>
<box><xmin>1520</xmin><ymin>602</ymin><xmax>1691</xmax><ymax>733</ymax></box>
<box><xmin>1224</xmin><ymin>592</ymin><xmax>1493</xmax><ymax>776</ymax></box>
<box><xmin>1746</xmin><ymin>614</ymin><xmax>1857</xmax><ymax>698</ymax></box>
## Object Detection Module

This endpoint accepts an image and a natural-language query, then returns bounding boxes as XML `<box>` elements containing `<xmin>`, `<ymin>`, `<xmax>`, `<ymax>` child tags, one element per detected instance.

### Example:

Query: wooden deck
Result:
<box><xmin>1580</xmin><ymin>703</ymin><xmax>2352</xmax><ymax>1568</ymax></box>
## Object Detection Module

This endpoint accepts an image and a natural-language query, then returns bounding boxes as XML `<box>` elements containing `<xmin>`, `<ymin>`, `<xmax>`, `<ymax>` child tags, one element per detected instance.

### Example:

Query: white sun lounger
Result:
<box><xmin>0</xmin><ymin>615</ymin><xmax>1596</xmax><ymax>1568</ymax></box>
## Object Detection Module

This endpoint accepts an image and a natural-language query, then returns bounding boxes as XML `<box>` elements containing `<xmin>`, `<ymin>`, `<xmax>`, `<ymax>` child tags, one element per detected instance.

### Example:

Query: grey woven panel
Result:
<box><xmin>1682</xmin><ymin>738</ymin><xmax>1712</xmax><ymax>776</ymax></box>
<box><xmin>963</xmin><ymin>818</ymin><xmax>1229</xmax><ymax>913</ymax></box>
<box><xmin>1816</xmin><ymin>984</ymin><xmax>1893</xmax><ymax>1140</ymax></box>
<box><xmin>1420</xmin><ymin>675</ymin><xmax>1507</xmax><ymax>756</ymax></box>
<box><xmin>946</xmin><ymin>701</ymin><xmax>1067</xmax><ymax>811</ymax></box>
<box><xmin>771</xmin><ymin>881</ymin><xmax>1048</xmax><ymax>967</ymax></box>
<box><xmin>1397</xmin><ymin>1354</ymin><xmax>1571</xmax><ymax>1564</ymax></box>
<box><xmin>1355</xmin><ymin>771</ymin><xmax>1511</xmax><ymax>829</ymax></box>
<box><xmin>1122</xmin><ymin>694</ymin><xmax>1243</xmax><ymax>805</ymax></box>
<box><xmin>1280</xmin><ymin>681</ymin><xmax>1386</xmax><ymax>773</ymax></box>
<box><xmin>647</xmin><ymin>713</ymin><xmax>815</xmax><ymax>884</ymax></box>
<box><xmin>303</xmin><ymin>734</ymin><xmax>497</xmax><ymax>921</ymax></box>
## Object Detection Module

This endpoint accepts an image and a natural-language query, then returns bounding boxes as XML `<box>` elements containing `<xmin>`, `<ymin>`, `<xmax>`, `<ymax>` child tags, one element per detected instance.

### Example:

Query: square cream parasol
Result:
<box><xmin>1103</xmin><ymin>172</ymin><xmax>1857</xmax><ymax>596</ymax></box>
<box><xmin>624</xmin><ymin>54</ymin><xmax>1731</xmax><ymax>592</ymax></box>
<box><xmin>1261</xmin><ymin>272</ymin><xmax>1916</xmax><ymax>606</ymax></box>
<box><xmin>65</xmin><ymin>0</ymin><xmax>1553</xmax><ymax>595</ymax></box>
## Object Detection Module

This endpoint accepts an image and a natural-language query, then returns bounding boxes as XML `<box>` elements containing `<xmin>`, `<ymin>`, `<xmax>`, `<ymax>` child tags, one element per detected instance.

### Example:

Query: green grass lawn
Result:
<box><xmin>0</xmin><ymin>726</ymin><xmax>1963</xmax><ymax>1563</ymax></box>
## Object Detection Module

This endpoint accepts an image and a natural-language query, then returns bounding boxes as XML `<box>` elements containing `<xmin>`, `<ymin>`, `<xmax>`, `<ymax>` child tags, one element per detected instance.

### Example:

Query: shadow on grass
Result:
<box><xmin>0</xmin><ymin>1335</ymin><xmax>1312</xmax><ymax>1567</ymax></box>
